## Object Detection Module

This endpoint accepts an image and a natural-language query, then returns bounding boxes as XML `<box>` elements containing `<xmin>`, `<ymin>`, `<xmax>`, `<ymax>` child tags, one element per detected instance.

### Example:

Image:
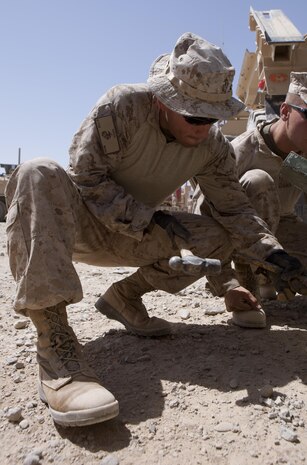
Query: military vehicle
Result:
<box><xmin>221</xmin><ymin>7</ymin><xmax>307</xmax><ymax>137</ymax></box>
<box><xmin>0</xmin><ymin>163</ymin><xmax>18</xmax><ymax>222</ymax></box>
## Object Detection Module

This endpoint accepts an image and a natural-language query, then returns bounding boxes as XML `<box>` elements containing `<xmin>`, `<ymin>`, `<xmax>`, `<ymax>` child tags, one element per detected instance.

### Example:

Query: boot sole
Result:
<box><xmin>95</xmin><ymin>297</ymin><xmax>171</xmax><ymax>337</ymax></box>
<box><xmin>38</xmin><ymin>383</ymin><xmax>119</xmax><ymax>427</ymax></box>
<box><xmin>232</xmin><ymin>310</ymin><xmax>266</xmax><ymax>329</ymax></box>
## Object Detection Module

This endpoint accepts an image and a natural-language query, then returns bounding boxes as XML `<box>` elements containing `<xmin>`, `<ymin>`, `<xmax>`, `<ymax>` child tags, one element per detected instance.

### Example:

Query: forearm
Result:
<box><xmin>70</xmin><ymin>171</ymin><xmax>154</xmax><ymax>240</ymax></box>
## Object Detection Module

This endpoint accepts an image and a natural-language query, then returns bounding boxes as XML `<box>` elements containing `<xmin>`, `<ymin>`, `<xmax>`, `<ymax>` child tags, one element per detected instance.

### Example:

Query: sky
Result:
<box><xmin>0</xmin><ymin>0</ymin><xmax>306</xmax><ymax>170</ymax></box>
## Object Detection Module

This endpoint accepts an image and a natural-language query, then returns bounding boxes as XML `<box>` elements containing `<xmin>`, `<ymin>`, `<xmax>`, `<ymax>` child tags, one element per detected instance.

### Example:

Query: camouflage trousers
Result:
<box><xmin>201</xmin><ymin>169</ymin><xmax>307</xmax><ymax>296</ymax></box>
<box><xmin>240</xmin><ymin>169</ymin><xmax>307</xmax><ymax>268</ymax></box>
<box><xmin>5</xmin><ymin>158</ymin><xmax>236</xmax><ymax>313</ymax></box>
<box><xmin>214</xmin><ymin>169</ymin><xmax>307</xmax><ymax>295</ymax></box>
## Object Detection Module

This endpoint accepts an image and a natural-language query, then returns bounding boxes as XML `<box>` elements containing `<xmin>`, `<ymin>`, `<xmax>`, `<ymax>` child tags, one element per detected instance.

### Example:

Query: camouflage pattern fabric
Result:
<box><xmin>239</xmin><ymin>169</ymin><xmax>280</xmax><ymax>234</ymax></box>
<box><xmin>147</xmin><ymin>32</ymin><xmax>244</xmax><ymax>120</ymax></box>
<box><xmin>276</xmin><ymin>215</ymin><xmax>307</xmax><ymax>269</ymax></box>
<box><xmin>200</xmin><ymin>120</ymin><xmax>307</xmax><ymax>295</ymax></box>
<box><xmin>233</xmin><ymin>120</ymin><xmax>307</xmax><ymax>267</ymax></box>
<box><xmin>6</xmin><ymin>85</ymin><xmax>283</xmax><ymax>312</ymax></box>
<box><xmin>6</xmin><ymin>159</ymin><xmax>235</xmax><ymax>311</ymax></box>
<box><xmin>233</xmin><ymin>120</ymin><xmax>303</xmax><ymax>218</ymax></box>
<box><xmin>68</xmin><ymin>84</ymin><xmax>281</xmax><ymax>258</ymax></box>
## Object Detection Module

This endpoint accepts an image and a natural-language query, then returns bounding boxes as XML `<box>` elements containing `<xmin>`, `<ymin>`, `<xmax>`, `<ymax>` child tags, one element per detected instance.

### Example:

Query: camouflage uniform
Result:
<box><xmin>232</xmin><ymin>120</ymin><xmax>307</xmax><ymax>267</ymax></box>
<box><xmin>6</xmin><ymin>84</ymin><xmax>282</xmax><ymax>313</ymax></box>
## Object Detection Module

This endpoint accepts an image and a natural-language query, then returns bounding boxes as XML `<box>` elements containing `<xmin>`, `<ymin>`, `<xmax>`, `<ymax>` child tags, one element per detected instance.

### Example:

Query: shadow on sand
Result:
<box><xmin>57</xmin><ymin>298</ymin><xmax>307</xmax><ymax>451</ymax></box>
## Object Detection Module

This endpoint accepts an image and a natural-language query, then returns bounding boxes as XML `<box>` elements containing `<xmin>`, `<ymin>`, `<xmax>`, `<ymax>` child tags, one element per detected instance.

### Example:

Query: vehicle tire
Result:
<box><xmin>0</xmin><ymin>199</ymin><xmax>7</xmax><ymax>222</ymax></box>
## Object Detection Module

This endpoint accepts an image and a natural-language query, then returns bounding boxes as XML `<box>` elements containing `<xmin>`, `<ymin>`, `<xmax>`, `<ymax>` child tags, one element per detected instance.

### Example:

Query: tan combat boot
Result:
<box><xmin>95</xmin><ymin>272</ymin><xmax>171</xmax><ymax>337</ymax></box>
<box><xmin>28</xmin><ymin>303</ymin><xmax>119</xmax><ymax>427</ymax></box>
<box><xmin>232</xmin><ymin>308</ymin><xmax>267</xmax><ymax>329</ymax></box>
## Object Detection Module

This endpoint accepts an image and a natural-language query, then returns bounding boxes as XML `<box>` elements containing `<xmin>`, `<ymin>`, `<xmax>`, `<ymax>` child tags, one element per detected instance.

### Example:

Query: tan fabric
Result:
<box><xmin>68</xmin><ymin>85</ymin><xmax>280</xmax><ymax>258</ymax></box>
<box><xmin>6</xmin><ymin>85</ymin><xmax>283</xmax><ymax>311</ymax></box>
<box><xmin>147</xmin><ymin>32</ymin><xmax>244</xmax><ymax>119</ymax></box>
<box><xmin>239</xmin><ymin>169</ymin><xmax>280</xmax><ymax>234</ymax></box>
<box><xmin>276</xmin><ymin>215</ymin><xmax>307</xmax><ymax>269</ymax></box>
<box><xmin>230</xmin><ymin>122</ymin><xmax>307</xmax><ymax>288</ymax></box>
<box><xmin>232</xmin><ymin>121</ymin><xmax>307</xmax><ymax>265</ymax></box>
<box><xmin>233</xmin><ymin>120</ymin><xmax>303</xmax><ymax>217</ymax></box>
<box><xmin>5</xmin><ymin>161</ymin><xmax>235</xmax><ymax>309</ymax></box>
<box><xmin>288</xmin><ymin>72</ymin><xmax>307</xmax><ymax>104</ymax></box>
<box><xmin>195</xmin><ymin>120</ymin><xmax>307</xmax><ymax>296</ymax></box>
<box><xmin>196</xmin><ymin>120</ymin><xmax>304</xmax><ymax>222</ymax></box>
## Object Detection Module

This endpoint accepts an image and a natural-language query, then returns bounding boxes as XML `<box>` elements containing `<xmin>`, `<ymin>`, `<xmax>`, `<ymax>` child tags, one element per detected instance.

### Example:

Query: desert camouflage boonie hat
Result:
<box><xmin>288</xmin><ymin>72</ymin><xmax>307</xmax><ymax>104</ymax></box>
<box><xmin>147</xmin><ymin>32</ymin><xmax>244</xmax><ymax>119</ymax></box>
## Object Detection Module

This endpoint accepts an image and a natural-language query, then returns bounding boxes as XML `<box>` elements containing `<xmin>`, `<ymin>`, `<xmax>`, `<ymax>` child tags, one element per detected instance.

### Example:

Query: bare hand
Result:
<box><xmin>224</xmin><ymin>286</ymin><xmax>261</xmax><ymax>313</ymax></box>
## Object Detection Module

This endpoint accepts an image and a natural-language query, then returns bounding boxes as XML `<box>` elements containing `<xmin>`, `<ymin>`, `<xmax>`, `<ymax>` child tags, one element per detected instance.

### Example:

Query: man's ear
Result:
<box><xmin>280</xmin><ymin>102</ymin><xmax>290</xmax><ymax>121</ymax></box>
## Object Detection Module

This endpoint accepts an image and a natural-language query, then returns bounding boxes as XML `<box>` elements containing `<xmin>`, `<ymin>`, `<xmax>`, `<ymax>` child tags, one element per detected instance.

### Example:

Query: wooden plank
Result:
<box><xmin>251</xmin><ymin>8</ymin><xmax>304</xmax><ymax>44</ymax></box>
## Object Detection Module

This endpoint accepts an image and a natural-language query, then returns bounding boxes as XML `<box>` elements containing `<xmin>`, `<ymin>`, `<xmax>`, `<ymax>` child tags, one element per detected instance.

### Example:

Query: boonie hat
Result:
<box><xmin>288</xmin><ymin>72</ymin><xmax>307</xmax><ymax>104</ymax></box>
<box><xmin>147</xmin><ymin>32</ymin><xmax>244</xmax><ymax>119</ymax></box>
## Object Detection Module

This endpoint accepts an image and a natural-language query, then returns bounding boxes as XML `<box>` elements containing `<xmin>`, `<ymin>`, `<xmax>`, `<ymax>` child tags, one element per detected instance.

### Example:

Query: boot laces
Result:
<box><xmin>45</xmin><ymin>307</ymin><xmax>83</xmax><ymax>373</ymax></box>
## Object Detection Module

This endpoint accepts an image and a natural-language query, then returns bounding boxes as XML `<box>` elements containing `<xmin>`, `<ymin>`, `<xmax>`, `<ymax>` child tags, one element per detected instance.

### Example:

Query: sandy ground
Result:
<box><xmin>1</xmin><ymin>220</ymin><xmax>307</xmax><ymax>465</ymax></box>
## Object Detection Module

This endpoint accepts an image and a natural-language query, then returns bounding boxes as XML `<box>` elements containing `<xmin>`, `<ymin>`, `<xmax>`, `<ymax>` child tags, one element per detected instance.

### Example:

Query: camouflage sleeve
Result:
<box><xmin>67</xmin><ymin>85</ymin><xmax>154</xmax><ymax>241</ymax></box>
<box><xmin>195</xmin><ymin>128</ymin><xmax>283</xmax><ymax>260</ymax></box>
<box><xmin>231</xmin><ymin>128</ymin><xmax>263</xmax><ymax>177</ymax></box>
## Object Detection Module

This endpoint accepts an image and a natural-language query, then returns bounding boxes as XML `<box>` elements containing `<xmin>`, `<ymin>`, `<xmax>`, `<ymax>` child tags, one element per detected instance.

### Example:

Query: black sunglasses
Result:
<box><xmin>183</xmin><ymin>115</ymin><xmax>219</xmax><ymax>126</ymax></box>
<box><xmin>288</xmin><ymin>103</ymin><xmax>307</xmax><ymax>120</ymax></box>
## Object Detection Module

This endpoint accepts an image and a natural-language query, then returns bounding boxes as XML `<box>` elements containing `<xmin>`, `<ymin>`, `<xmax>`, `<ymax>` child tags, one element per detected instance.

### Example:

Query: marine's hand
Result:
<box><xmin>224</xmin><ymin>286</ymin><xmax>261</xmax><ymax>313</ymax></box>
<box><xmin>266</xmin><ymin>250</ymin><xmax>304</xmax><ymax>280</ymax></box>
<box><xmin>153</xmin><ymin>210</ymin><xmax>191</xmax><ymax>243</ymax></box>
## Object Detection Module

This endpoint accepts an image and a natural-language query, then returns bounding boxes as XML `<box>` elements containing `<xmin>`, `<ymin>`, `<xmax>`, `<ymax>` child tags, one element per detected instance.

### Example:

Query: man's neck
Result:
<box><xmin>269</xmin><ymin>120</ymin><xmax>294</xmax><ymax>158</ymax></box>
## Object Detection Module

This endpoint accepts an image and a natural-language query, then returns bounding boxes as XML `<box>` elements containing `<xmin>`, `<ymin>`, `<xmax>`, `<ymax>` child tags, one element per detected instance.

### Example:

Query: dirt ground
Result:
<box><xmin>1</xmin><ymin>221</ymin><xmax>307</xmax><ymax>465</ymax></box>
